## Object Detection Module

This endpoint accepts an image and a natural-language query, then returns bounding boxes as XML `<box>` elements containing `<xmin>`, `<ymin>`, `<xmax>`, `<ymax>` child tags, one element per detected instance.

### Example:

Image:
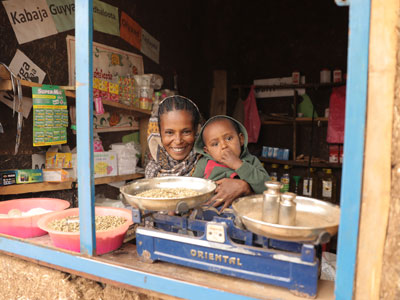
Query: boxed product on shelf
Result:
<box><xmin>110</xmin><ymin>142</ymin><xmax>139</xmax><ymax>175</ymax></box>
<box><xmin>0</xmin><ymin>170</ymin><xmax>17</xmax><ymax>186</ymax></box>
<box><xmin>261</xmin><ymin>146</ymin><xmax>289</xmax><ymax>160</ymax></box>
<box><xmin>94</xmin><ymin>151</ymin><xmax>118</xmax><ymax>177</ymax></box>
<box><xmin>16</xmin><ymin>169</ymin><xmax>43</xmax><ymax>184</ymax></box>
<box><xmin>46</xmin><ymin>151</ymin><xmax>72</xmax><ymax>168</ymax></box>
<box><xmin>43</xmin><ymin>168</ymin><xmax>69</xmax><ymax>182</ymax></box>
<box><xmin>71</xmin><ymin>151</ymin><xmax>118</xmax><ymax>178</ymax></box>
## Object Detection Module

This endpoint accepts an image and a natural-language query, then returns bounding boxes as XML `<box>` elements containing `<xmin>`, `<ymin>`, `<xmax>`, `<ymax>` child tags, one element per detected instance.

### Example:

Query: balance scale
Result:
<box><xmin>120</xmin><ymin>177</ymin><xmax>340</xmax><ymax>299</ymax></box>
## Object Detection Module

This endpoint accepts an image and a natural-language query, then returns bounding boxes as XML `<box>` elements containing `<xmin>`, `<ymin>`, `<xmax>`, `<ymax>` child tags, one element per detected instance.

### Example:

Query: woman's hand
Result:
<box><xmin>206</xmin><ymin>178</ymin><xmax>252</xmax><ymax>212</ymax></box>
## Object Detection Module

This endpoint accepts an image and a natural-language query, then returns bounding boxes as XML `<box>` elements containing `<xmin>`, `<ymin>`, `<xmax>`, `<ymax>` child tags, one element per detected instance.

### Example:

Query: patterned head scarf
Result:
<box><xmin>145</xmin><ymin>95</ymin><xmax>201</xmax><ymax>178</ymax></box>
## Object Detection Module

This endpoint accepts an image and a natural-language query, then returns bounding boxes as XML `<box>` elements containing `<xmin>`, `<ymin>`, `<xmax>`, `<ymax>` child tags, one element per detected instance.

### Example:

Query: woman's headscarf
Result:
<box><xmin>144</xmin><ymin>95</ymin><xmax>201</xmax><ymax>178</ymax></box>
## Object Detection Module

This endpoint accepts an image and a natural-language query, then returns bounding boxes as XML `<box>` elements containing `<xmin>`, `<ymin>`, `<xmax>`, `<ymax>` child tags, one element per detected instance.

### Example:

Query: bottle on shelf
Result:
<box><xmin>270</xmin><ymin>164</ymin><xmax>279</xmax><ymax>182</ymax></box>
<box><xmin>302</xmin><ymin>168</ymin><xmax>317</xmax><ymax>198</ymax></box>
<box><xmin>320</xmin><ymin>168</ymin><xmax>337</xmax><ymax>203</ymax></box>
<box><xmin>280</xmin><ymin>165</ymin><xmax>290</xmax><ymax>193</ymax></box>
<box><xmin>292</xmin><ymin>175</ymin><xmax>301</xmax><ymax>194</ymax></box>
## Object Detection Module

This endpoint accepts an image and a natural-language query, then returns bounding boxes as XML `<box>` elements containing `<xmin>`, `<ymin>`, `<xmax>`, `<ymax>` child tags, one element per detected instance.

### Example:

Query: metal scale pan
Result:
<box><xmin>120</xmin><ymin>176</ymin><xmax>216</xmax><ymax>212</ymax></box>
<box><xmin>232</xmin><ymin>194</ymin><xmax>340</xmax><ymax>244</ymax></box>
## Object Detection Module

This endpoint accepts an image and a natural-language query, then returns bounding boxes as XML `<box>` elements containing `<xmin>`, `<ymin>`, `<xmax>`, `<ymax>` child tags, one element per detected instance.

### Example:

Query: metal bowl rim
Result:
<box><xmin>232</xmin><ymin>194</ymin><xmax>340</xmax><ymax>230</ymax></box>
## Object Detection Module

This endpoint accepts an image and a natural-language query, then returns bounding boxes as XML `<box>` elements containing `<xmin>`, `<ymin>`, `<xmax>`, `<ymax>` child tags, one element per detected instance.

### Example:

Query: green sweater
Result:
<box><xmin>192</xmin><ymin>115</ymin><xmax>269</xmax><ymax>194</ymax></box>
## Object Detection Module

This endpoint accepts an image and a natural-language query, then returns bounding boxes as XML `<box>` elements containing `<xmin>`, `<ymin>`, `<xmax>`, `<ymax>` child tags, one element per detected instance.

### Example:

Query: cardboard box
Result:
<box><xmin>16</xmin><ymin>169</ymin><xmax>43</xmax><ymax>184</ymax></box>
<box><xmin>71</xmin><ymin>151</ymin><xmax>118</xmax><ymax>178</ymax></box>
<box><xmin>0</xmin><ymin>170</ymin><xmax>17</xmax><ymax>186</ymax></box>
<box><xmin>46</xmin><ymin>152</ymin><xmax>72</xmax><ymax>168</ymax></box>
<box><xmin>94</xmin><ymin>151</ymin><xmax>117</xmax><ymax>178</ymax></box>
<box><xmin>43</xmin><ymin>169</ymin><xmax>69</xmax><ymax>182</ymax></box>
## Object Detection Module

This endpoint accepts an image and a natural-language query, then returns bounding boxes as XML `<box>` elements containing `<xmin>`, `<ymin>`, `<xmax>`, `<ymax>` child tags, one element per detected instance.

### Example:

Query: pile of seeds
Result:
<box><xmin>135</xmin><ymin>188</ymin><xmax>200</xmax><ymax>198</ymax></box>
<box><xmin>48</xmin><ymin>215</ymin><xmax>127</xmax><ymax>232</ymax></box>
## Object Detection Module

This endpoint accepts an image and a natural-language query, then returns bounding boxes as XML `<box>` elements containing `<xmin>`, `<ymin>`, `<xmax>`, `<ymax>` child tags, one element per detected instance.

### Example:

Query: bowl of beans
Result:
<box><xmin>0</xmin><ymin>198</ymin><xmax>70</xmax><ymax>238</ymax></box>
<box><xmin>37</xmin><ymin>207</ymin><xmax>133</xmax><ymax>254</ymax></box>
<box><xmin>120</xmin><ymin>176</ymin><xmax>217</xmax><ymax>212</ymax></box>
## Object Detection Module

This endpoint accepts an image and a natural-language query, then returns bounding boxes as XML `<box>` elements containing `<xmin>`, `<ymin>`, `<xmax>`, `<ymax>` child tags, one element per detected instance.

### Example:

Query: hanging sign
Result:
<box><xmin>32</xmin><ymin>85</ymin><xmax>68</xmax><ymax>146</ymax></box>
<box><xmin>120</xmin><ymin>11</ymin><xmax>141</xmax><ymax>50</ymax></box>
<box><xmin>9</xmin><ymin>49</ymin><xmax>46</xmax><ymax>83</ymax></box>
<box><xmin>93</xmin><ymin>0</ymin><xmax>119</xmax><ymax>37</ymax></box>
<box><xmin>66</xmin><ymin>35</ymin><xmax>144</xmax><ymax>86</ymax></box>
<box><xmin>46</xmin><ymin>0</ymin><xmax>75</xmax><ymax>32</ymax></box>
<box><xmin>0</xmin><ymin>49</ymin><xmax>46</xmax><ymax>119</ymax></box>
<box><xmin>141</xmin><ymin>29</ymin><xmax>160</xmax><ymax>64</ymax></box>
<box><xmin>2</xmin><ymin>0</ymin><xmax>57</xmax><ymax>44</ymax></box>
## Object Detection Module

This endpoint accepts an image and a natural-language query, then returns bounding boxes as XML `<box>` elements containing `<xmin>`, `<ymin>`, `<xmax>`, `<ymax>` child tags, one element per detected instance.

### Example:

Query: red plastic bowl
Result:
<box><xmin>0</xmin><ymin>198</ymin><xmax>70</xmax><ymax>238</ymax></box>
<box><xmin>37</xmin><ymin>207</ymin><xmax>133</xmax><ymax>255</ymax></box>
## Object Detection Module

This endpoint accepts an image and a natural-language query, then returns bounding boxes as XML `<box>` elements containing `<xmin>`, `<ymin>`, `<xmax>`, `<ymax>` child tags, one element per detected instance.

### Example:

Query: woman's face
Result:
<box><xmin>159</xmin><ymin>110</ymin><xmax>196</xmax><ymax>161</ymax></box>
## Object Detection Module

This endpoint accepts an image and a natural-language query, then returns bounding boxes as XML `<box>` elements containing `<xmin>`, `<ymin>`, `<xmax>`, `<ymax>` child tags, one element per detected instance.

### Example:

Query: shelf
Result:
<box><xmin>0</xmin><ymin>65</ymin><xmax>151</xmax><ymax>118</ymax></box>
<box><xmin>232</xmin><ymin>82</ymin><xmax>345</xmax><ymax>90</ymax></box>
<box><xmin>94</xmin><ymin>125</ymin><xmax>139</xmax><ymax>133</ymax></box>
<box><xmin>262</xmin><ymin>117</ymin><xmax>328</xmax><ymax>125</ymax></box>
<box><xmin>259</xmin><ymin>157</ymin><xmax>342</xmax><ymax>168</ymax></box>
<box><xmin>0</xmin><ymin>173</ymin><xmax>144</xmax><ymax>195</ymax></box>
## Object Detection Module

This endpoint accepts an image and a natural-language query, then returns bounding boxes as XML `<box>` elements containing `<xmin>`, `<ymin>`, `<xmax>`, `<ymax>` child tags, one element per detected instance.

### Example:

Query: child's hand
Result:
<box><xmin>219</xmin><ymin>148</ymin><xmax>243</xmax><ymax>170</ymax></box>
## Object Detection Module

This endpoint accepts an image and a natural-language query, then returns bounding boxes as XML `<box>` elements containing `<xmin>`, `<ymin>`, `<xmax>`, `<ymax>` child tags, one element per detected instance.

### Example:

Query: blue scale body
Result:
<box><xmin>132</xmin><ymin>208</ymin><xmax>319</xmax><ymax>297</ymax></box>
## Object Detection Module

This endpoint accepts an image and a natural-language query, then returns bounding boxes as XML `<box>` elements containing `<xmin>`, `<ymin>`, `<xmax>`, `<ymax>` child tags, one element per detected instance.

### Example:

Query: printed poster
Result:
<box><xmin>120</xmin><ymin>11</ymin><xmax>141</xmax><ymax>50</ymax></box>
<box><xmin>66</xmin><ymin>35</ymin><xmax>144</xmax><ymax>86</ymax></box>
<box><xmin>2</xmin><ymin>0</ymin><xmax>58</xmax><ymax>44</ymax></box>
<box><xmin>46</xmin><ymin>0</ymin><xmax>75</xmax><ymax>32</ymax></box>
<box><xmin>93</xmin><ymin>0</ymin><xmax>119</xmax><ymax>37</ymax></box>
<box><xmin>32</xmin><ymin>85</ymin><xmax>68</xmax><ymax>146</ymax></box>
<box><xmin>9</xmin><ymin>49</ymin><xmax>46</xmax><ymax>83</ymax></box>
<box><xmin>141</xmin><ymin>29</ymin><xmax>160</xmax><ymax>64</ymax></box>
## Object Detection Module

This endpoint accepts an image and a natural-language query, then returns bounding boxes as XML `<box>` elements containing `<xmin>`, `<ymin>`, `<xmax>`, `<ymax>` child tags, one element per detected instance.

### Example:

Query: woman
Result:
<box><xmin>145</xmin><ymin>95</ymin><xmax>252</xmax><ymax>211</ymax></box>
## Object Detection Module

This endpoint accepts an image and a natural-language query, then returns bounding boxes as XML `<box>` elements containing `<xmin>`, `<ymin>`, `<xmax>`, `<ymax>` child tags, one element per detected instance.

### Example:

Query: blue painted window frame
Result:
<box><xmin>0</xmin><ymin>0</ymin><xmax>370</xmax><ymax>298</ymax></box>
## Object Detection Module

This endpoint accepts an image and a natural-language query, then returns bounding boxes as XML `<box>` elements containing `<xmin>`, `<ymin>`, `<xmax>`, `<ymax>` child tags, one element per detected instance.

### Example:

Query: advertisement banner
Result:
<box><xmin>93</xmin><ymin>0</ymin><xmax>119</xmax><ymax>36</ymax></box>
<box><xmin>32</xmin><ymin>85</ymin><xmax>68</xmax><ymax>146</ymax></box>
<box><xmin>141</xmin><ymin>29</ymin><xmax>160</xmax><ymax>64</ymax></box>
<box><xmin>66</xmin><ymin>35</ymin><xmax>144</xmax><ymax>86</ymax></box>
<box><xmin>46</xmin><ymin>0</ymin><xmax>75</xmax><ymax>32</ymax></box>
<box><xmin>120</xmin><ymin>11</ymin><xmax>141</xmax><ymax>50</ymax></box>
<box><xmin>2</xmin><ymin>0</ymin><xmax>58</xmax><ymax>44</ymax></box>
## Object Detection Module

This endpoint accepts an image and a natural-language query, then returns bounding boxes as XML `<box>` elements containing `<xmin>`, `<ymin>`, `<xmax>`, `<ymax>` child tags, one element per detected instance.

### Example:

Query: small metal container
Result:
<box><xmin>262</xmin><ymin>181</ymin><xmax>282</xmax><ymax>224</ymax></box>
<box><xmin>279</xmin><ymin>192</ymin><xmax>297</xmax><ymax>226</ymax></box>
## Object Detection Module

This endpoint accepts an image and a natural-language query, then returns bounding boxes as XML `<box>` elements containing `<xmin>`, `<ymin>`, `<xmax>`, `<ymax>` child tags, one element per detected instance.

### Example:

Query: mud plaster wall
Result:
<box><xmin>379</xmin><ymin>15</ymin><xmax>400</xmax><ymax>300</ymax></box>
<box><xmin>0</xmin><ymin>252</ymin><xmax>171</xmax><ymax>300</ymax></box>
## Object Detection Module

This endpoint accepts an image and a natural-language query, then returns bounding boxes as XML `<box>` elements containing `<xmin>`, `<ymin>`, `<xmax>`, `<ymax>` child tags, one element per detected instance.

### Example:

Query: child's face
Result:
<box><xmin>160</xmin><ymin>110</ymin><xmax>196</xmax><ymax>161</ymax></box>
<box><xmin>202</xmin><ymin>119</ymin><xmax>244</xmax><ymax>162</ymax></box>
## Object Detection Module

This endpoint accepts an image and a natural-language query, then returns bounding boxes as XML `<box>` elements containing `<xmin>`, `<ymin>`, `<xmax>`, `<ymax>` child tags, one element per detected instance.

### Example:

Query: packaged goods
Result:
<box><xmin>320</xmin><ymin>169</ymin><xmax>337</xmax><ymax>203</ymax></box>
<box><xmin>43</xmin><ymin>169</ymin><xmax>69</xmax><ymax>182</ymax></box>
<box><xmin>0</xmin><ymin>170</ymin><xmax>17</xmax><ymax>186</ymax></box>
<box><xmin>16</xmin><ymin>169</ymin><xmax>43</xmax><ymax>184</ymax></box>
<box><xmin>303</xmin><ymin>168</ymin><xmax>317</xmax><ymax>197</ymax></box>
<box><xmin>110</xmin><ymin>142</ymin><xmax>139</xmax><ymax>175</ymax></box>
<box><xmin>71</xmin><ymin>151</ymin><xmax>118</xmax><ymax>178</ymax></box>
<box><xmin>280</xmin><ymin>165</ymin><xmax>290</xmax><ymax>193</ymax></box>
<box><xmin>270</xmin><ymin>164</ymin><xmax>279</xmax><ymax>182</ymax></box>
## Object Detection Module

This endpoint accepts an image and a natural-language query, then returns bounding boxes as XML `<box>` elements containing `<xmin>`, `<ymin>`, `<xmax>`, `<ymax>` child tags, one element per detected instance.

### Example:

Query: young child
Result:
<box><xmin>192</xmin><ymin>115</ymin><xmax>269</xmax><ymax>194</ymax></box>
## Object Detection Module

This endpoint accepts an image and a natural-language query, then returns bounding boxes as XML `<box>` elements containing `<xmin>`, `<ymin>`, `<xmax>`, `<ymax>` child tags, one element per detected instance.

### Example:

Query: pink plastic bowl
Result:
<box><xmin>0</xmin><ymin>198</ymin><xmax>70</xmax><ymax>238</ymax></box>
<box><xmin>37</xmin><ymin>207</ymin><xmax>133</xmax><ymax>255</ymax></box>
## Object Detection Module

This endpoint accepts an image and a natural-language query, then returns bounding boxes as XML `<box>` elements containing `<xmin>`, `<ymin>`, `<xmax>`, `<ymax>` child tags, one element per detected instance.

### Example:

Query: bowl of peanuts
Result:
<box><xmin>37</xmin><ymin>207</ymin><xmax>133</xmax><ymax>254</ymax></box>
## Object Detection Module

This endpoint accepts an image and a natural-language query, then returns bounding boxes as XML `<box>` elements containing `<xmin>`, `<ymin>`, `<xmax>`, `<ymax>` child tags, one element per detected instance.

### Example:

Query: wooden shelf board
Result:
<box><xmin>93</xmin><ymin>173</ymin><xmax>143</xmax><ymax>185</ymax></box>
<box><xmin>0</xmin><ymin>173</ymin><xmax>144</xmax><ymax>195</ymax></box>
<box><xmin>94</xmin><ymin>126</ymin><xmax>139</xmax><ymax>133</ymax></box>
<box><xmin>259</xmin><ymin>157</ymin><xmax>342</xmax><ymax>168</ymax></box>
<box><xmin>262</xmin><ymin>117</ymin><xmax>328</xmax><ymax>125</ymax></box>
<box><xmin>232</xmin><ymin>82</ymin><xmax>345</xmax><ymax>89</ymax></box>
